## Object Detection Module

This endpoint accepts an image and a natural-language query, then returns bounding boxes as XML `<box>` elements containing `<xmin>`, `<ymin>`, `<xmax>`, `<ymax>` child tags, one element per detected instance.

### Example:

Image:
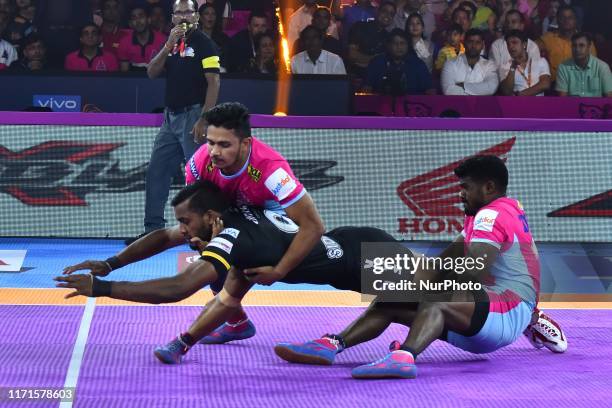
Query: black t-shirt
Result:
<box><xmin>201</xmin><ymin>205</ymin><xmax>403</xmax><ymax>293</ymax></box>
<box><xmin>164</xmin><ymin>29</ymin><xmax>220</xmax><ymax>110</ymax></box>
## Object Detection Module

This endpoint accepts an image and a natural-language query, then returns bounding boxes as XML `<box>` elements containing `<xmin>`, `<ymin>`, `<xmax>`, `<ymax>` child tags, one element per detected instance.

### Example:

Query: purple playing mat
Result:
<box><xmin>1</xmin><ymin>306</ymin><xmax>610</xmax><ymax>408</ymax></box>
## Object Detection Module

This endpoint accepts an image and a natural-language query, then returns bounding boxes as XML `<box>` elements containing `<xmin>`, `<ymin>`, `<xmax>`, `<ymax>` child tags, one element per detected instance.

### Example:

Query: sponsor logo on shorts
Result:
<box><xmin>321</xmin><ymin>236</ymin><xmax>343</xmax><ymax>259</ymax></box>
<box><xmin>474</xmin><ymin>209</ymin><xmax>498</xmax><ymax>232</ymax></box>
<box><xmin>207</xmin><ymin>237</ymin><xmax>233</xmax><ymax>254</ymax></box>
<box><xmin>396</xmin><ymin>137</ymin><xmax>516</xmax><ymax>235</ymax></box>
<box><xmin>265</xmin><ymin>168</ymin><xmax>297</xmax><ymax>201</ymax></box>
<box><xmin>220</xmin><ymin>228</ymin><xmax>240</xmax><ymax>239</ymax></box>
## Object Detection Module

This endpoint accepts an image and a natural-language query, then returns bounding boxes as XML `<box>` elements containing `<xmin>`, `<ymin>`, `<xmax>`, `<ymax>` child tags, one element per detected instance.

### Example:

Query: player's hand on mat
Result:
<box><xmin>243</xmin><ymin>266</ymin><xmax>283</xmax><ymax>286</ymax></box>
<box><xmin>191</xmin><ymin>117</ymin><xmax>208</xmax><ymax>144</ymax></box>
<box><xmin>54</xmin><ymin>274</ymin><xmax>93</xmax><ymax>299</ymax></box>
<box><xmin>63</xmin><ymin>260</ymin><xmax>112</xmax><ymax>277</ymax></box>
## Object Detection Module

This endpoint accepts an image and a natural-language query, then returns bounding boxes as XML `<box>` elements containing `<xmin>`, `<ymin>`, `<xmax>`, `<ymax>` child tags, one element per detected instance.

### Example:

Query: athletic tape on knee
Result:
<box><xmin>218</xmin><ymin>289</ymin><xmax>242</xmax><ymax>308</ymax></box>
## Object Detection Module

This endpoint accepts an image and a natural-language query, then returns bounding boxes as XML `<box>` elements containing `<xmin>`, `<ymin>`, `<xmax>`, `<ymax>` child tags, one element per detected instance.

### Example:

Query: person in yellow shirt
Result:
<box><xmin>537</xmin><ymin>5</ymin><xmax>596</xmax><ymax>81</ymax></box>
<box><xmin>435</xmin><ymin>24</ymin><xmax>465</xmax><ymax>72</ymax></box>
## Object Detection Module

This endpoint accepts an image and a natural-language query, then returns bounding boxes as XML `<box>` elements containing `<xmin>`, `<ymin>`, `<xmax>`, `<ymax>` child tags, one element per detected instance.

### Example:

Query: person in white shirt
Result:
<box><xmin>489</xmin><ymin>9</ymin><xmax>540</xmax><ymax>70</ymax></box>
<box><xmin>291</xmin><ymin>25</ymin><xmax>346</xmax><ymax>75</ymax></box>
<box><xmin>406</xmin><ymin>12</ymin><xmax>434</xmax><ymax>73</ymax></box>
<box><xmin>441</xmin><ymin>28</ymin><xmax>499</xmax><ymax>96</ymax></box>
<box><xmin>287</xmin><ymin>0</ymin><xmax>339</xmax><ymax>47</ymax></box>
<box><xmin>499</xmin><ymin>30</ymin><xmax>550</xmax><ymax>96</ymax></box>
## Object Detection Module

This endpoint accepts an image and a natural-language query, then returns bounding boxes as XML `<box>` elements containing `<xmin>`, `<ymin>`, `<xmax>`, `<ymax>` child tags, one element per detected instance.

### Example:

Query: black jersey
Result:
<box><xmin>201</xmin><ymin>205</ymin><xmax>406</xmax><ymax>293</ymax></box>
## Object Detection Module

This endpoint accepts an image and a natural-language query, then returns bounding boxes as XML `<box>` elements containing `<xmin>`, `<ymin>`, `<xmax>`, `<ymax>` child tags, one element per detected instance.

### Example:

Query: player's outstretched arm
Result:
<box><xmin>62</xmin><ymin>226</ymin><xmax>185</xmax><ymax>277</ymax></box>
<box><xmin>55</xmin><ymin>259</ymin><xmax>219</xmax><ymax>304</ymax></box>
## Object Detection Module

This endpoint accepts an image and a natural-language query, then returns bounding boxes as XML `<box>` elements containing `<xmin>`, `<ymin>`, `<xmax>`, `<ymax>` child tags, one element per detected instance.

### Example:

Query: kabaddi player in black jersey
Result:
<box><xmin>55</xmin><ymin>180</ymin><xmax>410</xmax><ymax>364</ymax></box>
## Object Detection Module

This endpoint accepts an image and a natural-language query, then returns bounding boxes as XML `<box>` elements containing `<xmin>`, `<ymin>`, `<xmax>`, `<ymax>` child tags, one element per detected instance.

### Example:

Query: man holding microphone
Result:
<box><xmin>128</xmin><ymin>0</ymin><xmax>221</xmax><ymax>244</ymax></box>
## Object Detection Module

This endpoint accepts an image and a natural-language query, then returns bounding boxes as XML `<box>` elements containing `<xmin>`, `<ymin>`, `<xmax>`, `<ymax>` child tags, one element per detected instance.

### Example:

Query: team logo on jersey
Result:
<box><xmin>207</xmin><ymin>162</ymin><xmax>214</xmax><ymax>173</ymax></box>
<box><xmin>265</xmin><ymin>168</ymin><xmax>297</xmax><ymax>201</ymax></box>
<box><xmin>321</xmin><ymin>236</ymin><xmax>343</xmax><ymax>259</ymax></box>
<box><xmin>396</xmin><ymin>137</ymin><xmax>516</xmax><ymax>235</ymax></box>
<box><xmin>247</xmin><ymin>164</ymin><xmax>262</xmax><ymax>182</ymax></box>
<box><xmin>474</xmin><ymin>209</ymin><xmax>498</xmax><ymax>232</ymax></box>
<box><xmin>220</xmin><ymin>228</ymin><xmax>240</xmax><ymax>239</ymax></box>
<box><xmin>207</xmin><ymin>237</ymin><xmax>233</xmax><ymax>254</ymax></box>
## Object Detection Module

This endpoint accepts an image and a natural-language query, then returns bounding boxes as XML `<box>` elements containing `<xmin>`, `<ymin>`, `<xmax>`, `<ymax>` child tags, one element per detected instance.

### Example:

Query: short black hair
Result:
<box><xmin>378</xmin><ymin>1</ymin><xmax>396</xmax><ymax>13</ymax></box>
<box><xmin>557</xmin><ymin>5</ymin><xmax>575</xmax><ymax>19</ymax></box>
<box><xmin>464</xmin><ymin>28</ymin><xmax>484</xmax><ymax>41</ymax></box>
<box><xmin>253</xmin><ymin>30</ymin><xmax>275</xmax><ymax>51</ymax></box>
<box><xmin>387</xmin><ymin>28</ymin><xmax>409</xmax><ymax>43</ymax></box>
<box><xmin>80</xmin><ymin>23</ymin><xmax>99</xmax><ymax>36</ymax></box>
<box><xmin>21</xmin><ymin>33</ymin><xmax>44</xmax><ymax>49</ymax></box>
<box><xmin>572</xmin><ymin>31</ymin><xmax>592</xmax><ymax>44</ymax></box>
<box><xmin>451</xmin><ymin>6</ymin><xmax>469</xmax><ymax>21</ymax></box>
<box><xmin>454</xmin><ymin>155</ymin><xmax>508</xmax><ymax>193</ymax></box>
<box><xmin>171</xmin><ymin>180</ymin><xmax>231</xmax><ymax>214</ymax></box>
<box><xmin>129</xmin><ymin>6</ymin><xmax>148</xmax><ymax>17</ymax></box>
<box><xmin>505</xmin><ymin>29</ymin><xmax>527</xmax><ymax>43</ymax></box>
<box><xmin>505</xmin><ymin>8</ymin><xmax>525</xmax><ymax>23</ymax></box>
<box><xmin>448</xmin><ymin>23</ymin><xmax>464</xmax><ymax>35</ymax></box>
<box><xmin>248</xmin><ymin>9</ymin><xmax>268</xmax><ymax>23</ymax></box>
<box><xmin>203</xmin><ymin>102</ymin><xmax>251</xmax><ymax>140</ymax></box>
<box><xmin>300</xmin><ymin>24</ymin><xmax>323</xmax><ymax>41</ymax></box>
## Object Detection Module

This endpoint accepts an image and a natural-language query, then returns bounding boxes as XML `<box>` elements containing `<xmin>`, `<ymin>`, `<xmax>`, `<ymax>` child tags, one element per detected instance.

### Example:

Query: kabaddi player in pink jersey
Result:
<box><xmin>63</xmin><ymin>102</ymin><xmax>325</xmax><ymax>345</ymax></box>
<box><xmin>275</xmin><ymin>155</ymin><xmax>567</xmax><ymax>379</ymax></box>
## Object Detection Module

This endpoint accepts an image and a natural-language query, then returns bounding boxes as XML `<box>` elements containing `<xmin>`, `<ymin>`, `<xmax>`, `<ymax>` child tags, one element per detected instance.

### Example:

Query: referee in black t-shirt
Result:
<box><xmin>127</xmin><ymin>0</ymin><xmax>221</xmax><ymax>244</ymax></box>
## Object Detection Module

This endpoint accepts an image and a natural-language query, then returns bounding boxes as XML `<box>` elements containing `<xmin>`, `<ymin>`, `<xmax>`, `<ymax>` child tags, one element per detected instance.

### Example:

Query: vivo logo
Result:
<box><xmin>33</xmin><ymin>95</ymin><xmax>82</xmax><ymax>112</ymax></box>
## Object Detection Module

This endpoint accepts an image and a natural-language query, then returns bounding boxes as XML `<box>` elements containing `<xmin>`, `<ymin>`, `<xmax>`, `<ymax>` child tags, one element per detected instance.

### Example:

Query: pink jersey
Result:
<box><xmin>463</xmin><ymin>197</ymin><xmax>540</xmax><ymax>309</ymax></box>
<box><xmin>185</xmin><ymin>136</ymin><xmax>305</xmax><ymax>212</ymax></box>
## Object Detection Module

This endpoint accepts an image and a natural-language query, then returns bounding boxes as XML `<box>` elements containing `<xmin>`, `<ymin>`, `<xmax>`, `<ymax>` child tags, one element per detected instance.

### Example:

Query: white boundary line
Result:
<box><xmin>59</xmin><ymin>297</ymin><xmax>96</xmax><ymax>408</ymax></box>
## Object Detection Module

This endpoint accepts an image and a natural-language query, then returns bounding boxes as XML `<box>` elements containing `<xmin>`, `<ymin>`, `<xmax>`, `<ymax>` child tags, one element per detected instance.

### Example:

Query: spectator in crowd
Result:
<box><xmin>64</xmin><ymin>23</ymin><xmax>119</xmax><ymax>72</ymax></box>
<box><xmin>471</xmin><ymin>0</ymin><xmax>495</xmax><ymax>31</ymax></box>
<box><xmin>406</xmin><ymin>12</ymin><xmax>434</xmax><ymax>73</ymax></box>
<box><xmin>431</xmin><ymin>6</ymin><xmax>470</xmax><ymax>49</ymax></box>
<box><xmin>441</xmin><ymin>28</ymin><xmax>498</xmax><ymax>95</ymax></box>
<box><xmin>0</xmin><ymin>0</ymin><xmax>14</xmax><ymax>17</ymax></box>
<box><xmin>9</xmin><ymin>32</ymin><xmax>46</xmax><ymax>71</ymax></box>
<box><xmin>100</xmin><ymin>0</ymin><xmax>130</xmax><ymax>57</ymax></box>
<box><xmin>118</xmin><ymin>6</ymin><xmax>167</xmax><ymax>72</ymax></box>
<box><xmin>149</xmin><ymin>4</ymin><xmax>171</xmax><ymax>34</ymax></box>
<box><xmin>541</xmin><ymin>0</ymin><xmax>560</xmax><ymax>33</ymax></box>
<box><xmin>226</xmin><ymin>9</ymin><xmax>267</xmax><ymax>72</ymax></box>
<box><xmin>0</xmin><ymin>28</ymin><xmax>17</xmax><ymax>69</ymax></box>
<box><xmin>434</xmin><ymin>23</ymin><xmax>464</xmax><ymax>72</ymax></box>
<box><xmin>498</xmin><ymin>29</ymin><xmax>550</xmax><ymax>95</ymax></box>
<box><xmin>454</xmin><ymin>3</ymin><xmax>472</xmax><ymax>33</ymax></box>
<box><xmin>198</xmin><ymin>0</ymin><xmax>231</xmax><ymax>32</ymax></box>
<box><xmin>364</xmin><ymin>28</ymin><xmax>433</xmax><ymax>95</ymax></box>
<box><xmin>458</xmin><ymin>1</ymin><xmax>477</xmax><ymax>23</ymax></box>
<box><xmin>392</xmin><ymin>0</ymin><xmax>436</xmax><ymax>40</ymax></box>
<box><xmin>288</xmin><ymin>0</ymin><xmax>338</xmax><ymax>47</ymax></box>
<box><xmin>489</xmin><ymin>9</ymin><xmax>540</xmax><ymax>71</ymax></box>
<box><xmin>292</xmin><ymin>6</ymin><xmax>342</xmax><ymax>57</ymax></box>
<box><xmin>495</xmin><ymin>0</ymin><xmax>517</xmax><ymax>35</ymax></box>
<box><xmin>556</xmin><ymin>32</ymin><xmax>612</xmax><ymax>97</ymax></box>
<box><xmin>290</xmin><ymin>25</ymin><xmax>345</xmax><ymax>75</ymax></box>
<box><xmin>238</xmin><ymin>30</ymin><xmax>277</xmax><ymax>74</ymax></box>
<box><xmin>0</xmin><ymin>9</ymin><xmax>10</xmax><ymax>38</ymax></box>
<box><xmin>538</xmin><ymin>5</ymin><xmax>596</xmax><ymax>80</ymax></box>
<box><xmin>347</xmin><ymin>1</ymin><xmax>395</xmax><ymax>77</ymax></box>
<box><xmin>199</xmin><ymin>3</ymin><xmax>229</xmax><ymax>71</ymax></box>
<box><xmin>339</xmin><ymin>0</ymin><xmax>376</xmax><ymax>44</ymax></box>
<box><xmin>6</xmin><ymin>0</ymin><xmax>36</xmax><ymax>47</ymax></box>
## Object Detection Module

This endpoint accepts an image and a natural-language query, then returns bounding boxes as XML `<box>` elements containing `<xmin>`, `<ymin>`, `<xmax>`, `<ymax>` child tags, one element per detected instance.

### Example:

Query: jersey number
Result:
<box><xmin>264</xmin><ymin>210</ymin><xmax>299</xmax><ymax>234</ymax></box>
<box><xmin>518</xmin><ymin>215</ymin><xmax>529</xmax><ymax>233</ymax></box>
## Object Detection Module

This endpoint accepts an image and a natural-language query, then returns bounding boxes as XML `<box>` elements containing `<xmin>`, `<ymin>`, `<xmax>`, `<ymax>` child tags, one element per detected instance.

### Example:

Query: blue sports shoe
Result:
<box><xmin>274</xmin><ymin>336</ymin><xmax>342</xmax><ymax>365</ymax></box>
<box><xmin>199</xmin><ymin>319</ymin><xmax>256</xmax><ymax>344</ymax></box>
<box><xmin>351</xmin><ymin>341</ymin><xmax>417</xmax><ymax>379</ymax></box>
<box><xmin>154</xmin><ymin>335</ymin><xmax>191</xmax><ymax>364</ymax></box>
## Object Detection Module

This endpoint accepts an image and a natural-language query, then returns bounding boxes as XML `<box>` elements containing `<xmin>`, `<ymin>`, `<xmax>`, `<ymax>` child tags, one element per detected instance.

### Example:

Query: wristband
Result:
<box><xmin>91</xmin><ymin>277</ymin><xmax>112</xmax><ymax>297</ymax></box>
<box><xmin>104</xmin><ymin>256</ymin><xmax>122</xmax><ymax>271</ymax></box>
